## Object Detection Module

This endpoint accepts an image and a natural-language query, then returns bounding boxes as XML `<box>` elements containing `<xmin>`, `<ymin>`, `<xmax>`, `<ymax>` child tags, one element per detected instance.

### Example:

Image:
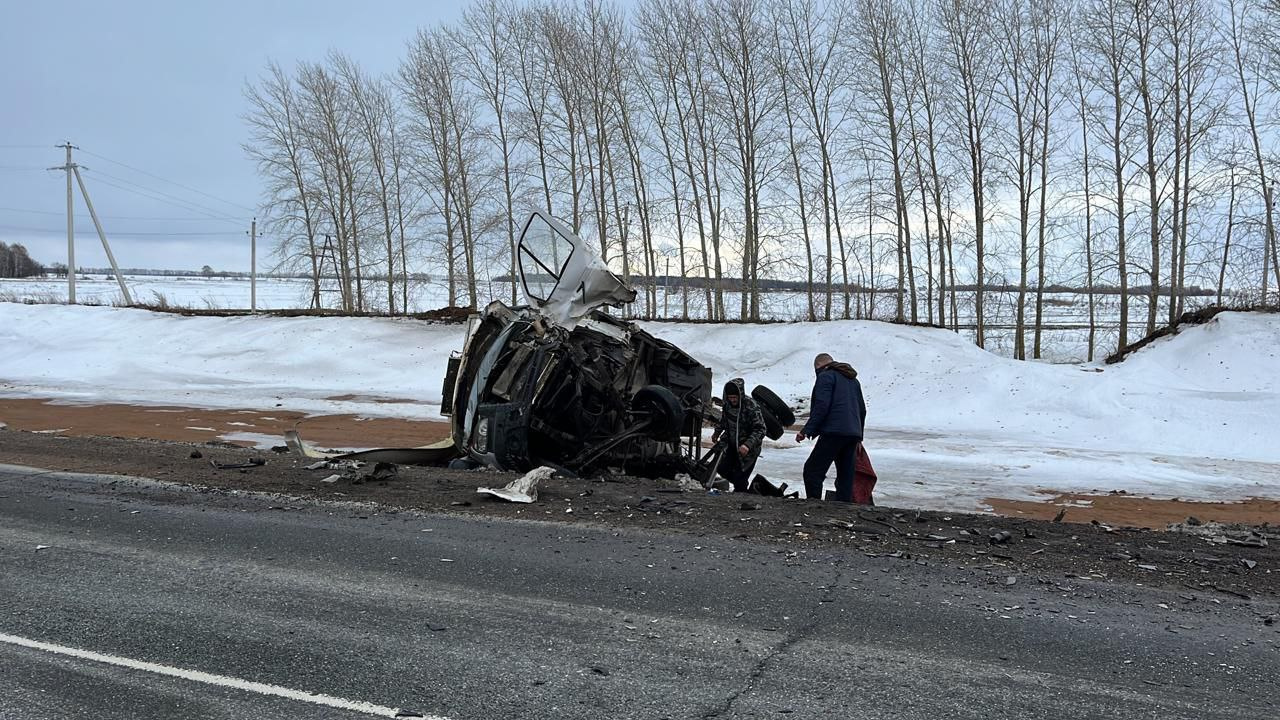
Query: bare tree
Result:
<box><xmin>459</xmin><ymin>0</ymin><xmax>523</xmax><ymax>305</ymax></box>
<box><xmin>1227</xmin><ymin>0</ymin><xmax>1280</xmax><ymax>297</ymax></box>
<box><xmin>1080</xmin><ymin>0</ymin><xmax>1137</xmax><ymax>350</ymax></box>
<box><xmin>243</xmin><ymin>62</ymin><xmax>323</xmax><ymax>308</ymax></box>
<box><xmin>402</xmin><ymin>27</ymin><xmax>481</xmax><ymax>308</ymax></box>
<box><xmin>705</xmin><ymin>0</ymin><xmax>778</xmax><ymax>321</ymax></box>
<box><xmin>939</xmin><ymin>0</ymin><xmax>998</xmax><ymax>345</ymax></box>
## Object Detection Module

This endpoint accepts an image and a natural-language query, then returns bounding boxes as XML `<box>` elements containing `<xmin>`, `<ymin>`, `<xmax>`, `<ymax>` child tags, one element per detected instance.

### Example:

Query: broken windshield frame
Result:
<box><xmin>518</xmin><ymin>213</ymin><xmax>575</xmax><ymax>304</ymax></box>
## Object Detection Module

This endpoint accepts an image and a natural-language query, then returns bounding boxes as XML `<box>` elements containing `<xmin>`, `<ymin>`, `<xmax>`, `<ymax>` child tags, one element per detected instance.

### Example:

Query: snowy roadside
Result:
<box><xmin>1</xmin><ymin>303</ymin><xmax>1277</xmax><ymax>511</ymax></box>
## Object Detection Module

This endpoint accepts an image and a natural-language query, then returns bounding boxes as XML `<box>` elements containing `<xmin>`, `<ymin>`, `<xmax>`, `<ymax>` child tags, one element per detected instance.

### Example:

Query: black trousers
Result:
<box><xmin>717</xmin><ymin>449</ymin><xmax>757</xmax><ymax>493</ymax></box>
<box><xmin>803</xmin><ymin>434</ymin><xmax>859</xmax><ymax>501</ymax></box>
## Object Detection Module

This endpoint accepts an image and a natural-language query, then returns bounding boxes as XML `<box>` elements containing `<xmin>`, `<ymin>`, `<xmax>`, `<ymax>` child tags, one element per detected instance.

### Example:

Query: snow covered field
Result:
<box><xmin>2</xmin><ymin>301</ymin><xmax>1276</xmax><ymax>512</ymax></box>
<box><xmin>0</xmin><ymin>274</ymin><xmax>1229</xmax><ymax>362</ymax></box>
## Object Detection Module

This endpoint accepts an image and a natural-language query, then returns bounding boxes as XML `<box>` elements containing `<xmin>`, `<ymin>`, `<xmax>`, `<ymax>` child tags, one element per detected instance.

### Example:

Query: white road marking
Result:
<box><xmin>0</xmin><ymin>631</ymin><xmax>447</xmax><ymax>719</ymax></box>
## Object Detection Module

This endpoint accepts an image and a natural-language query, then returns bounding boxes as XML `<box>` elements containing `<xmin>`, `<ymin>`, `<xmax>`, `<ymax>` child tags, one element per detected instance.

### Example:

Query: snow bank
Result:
<box><xmin>646</xmin><ymin>313</ymin><xmax>1280</xmax><ymax>464</ymax></box>
<box><xmin>0</xmin><ymin>304</ymin><xmax>462</xmax><ymax>420</ymax></box>
<box><xmin>649</xmin><ymin>314</ymin><xmax>1280</xmax><ymax>507</ymax></box>
<box><xmin>2</xmin><ymin>303</ymin><xmax>1277</xmax><ymax>510</ymax></box>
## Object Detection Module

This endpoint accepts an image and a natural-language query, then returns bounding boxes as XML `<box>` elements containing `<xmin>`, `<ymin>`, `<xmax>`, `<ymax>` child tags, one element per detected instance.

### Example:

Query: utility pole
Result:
<box><xmin>664</xmin><ymin>255</ymin><xmax>670</xmax><ymax>318</ymax></box>
<box><xmin>50</xmin><ymin>142</ymin><xmax>132</xmax><ymax>305</ymax></box>
<box><xmin>249</xmin><ymin>217</ymin><xmax>257</xmax><ymax>312</ymax></box>
<box><xmin>55</xmin><ymin>142</ymin><xmax>76</xmax><ymax>303</ymax></box>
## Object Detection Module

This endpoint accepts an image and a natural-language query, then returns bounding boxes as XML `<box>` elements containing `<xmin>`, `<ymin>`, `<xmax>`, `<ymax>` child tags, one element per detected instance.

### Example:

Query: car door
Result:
<box><xmin>517</xmin><ymin>211</ymin><xmax>636</xmax><ymax>325</ymax></box>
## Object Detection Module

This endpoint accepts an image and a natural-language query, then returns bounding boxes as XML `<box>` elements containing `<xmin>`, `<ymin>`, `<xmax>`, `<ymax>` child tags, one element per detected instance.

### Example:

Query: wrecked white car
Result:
<box><xmin>442</xmin><ymin>212</ymin><xmax>713</xmax><ymax>477</ymax></box>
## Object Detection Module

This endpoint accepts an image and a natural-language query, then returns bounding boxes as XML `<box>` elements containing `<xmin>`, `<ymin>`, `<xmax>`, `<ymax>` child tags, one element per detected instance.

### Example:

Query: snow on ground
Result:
<box><xmin>1</xmin><ymin>302</ymin><xmax>1277</xmax><ymax>512</ymax></box>
<box><xmin>0</xmin><ymin>303</ymin><xmax>457</xmax><ymax>421</ymax></box>
<box><xmin>651</xmin><ymin>314</ymin><xmax>1280</xmax><ymax>509</ymax></box>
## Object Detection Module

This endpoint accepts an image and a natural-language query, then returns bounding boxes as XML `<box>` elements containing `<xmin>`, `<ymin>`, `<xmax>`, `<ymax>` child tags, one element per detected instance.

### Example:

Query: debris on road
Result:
<box><xmin>478</xmin><ymin>466</ymin><xmax>556</xmax><ymax>503</ymax></box>
<box><xmin>209</xmin><ymin>458</ymin><xmax>265</xmax><ymax>470</ymax></box>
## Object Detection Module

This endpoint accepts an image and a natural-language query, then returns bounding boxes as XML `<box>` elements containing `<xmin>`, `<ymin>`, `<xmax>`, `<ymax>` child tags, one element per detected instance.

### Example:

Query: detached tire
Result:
<box><xmin>759</xmin><ymin>405</ymin><xmax>785</xmax><ymax>440</ymax></box>
<box><xmin>632</xmin><ymin>385</ymin><xmax>686</xmax><ymax>441</ymax></box>
<box><xmin>751</xmin><ymin>385</ymin><xmax>796</xmax><ymax>427</ymax></box>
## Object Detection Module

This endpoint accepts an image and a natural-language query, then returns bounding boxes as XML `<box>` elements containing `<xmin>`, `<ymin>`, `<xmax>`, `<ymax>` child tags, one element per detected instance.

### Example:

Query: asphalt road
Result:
<box><xmin>0</xmin><ymin>464</ymin><xmax>1276</xmax><ymax>719</ymax></box>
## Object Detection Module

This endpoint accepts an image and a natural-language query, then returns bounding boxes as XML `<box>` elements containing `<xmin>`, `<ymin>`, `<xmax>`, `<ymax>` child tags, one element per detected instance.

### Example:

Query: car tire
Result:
<box><xmin>751</xmin><ymin>385</ymin><xmax>796</xmax><ymax>427</ymax></box>
<box><xmin>759</xmin><ymin>405</ymin><xmax>785</xmax><ymax>441</ymax></box>
<box><xmin>632</xmin><ymin>385</ymin><xmax>686</xmax><ymax>441</ymax></box>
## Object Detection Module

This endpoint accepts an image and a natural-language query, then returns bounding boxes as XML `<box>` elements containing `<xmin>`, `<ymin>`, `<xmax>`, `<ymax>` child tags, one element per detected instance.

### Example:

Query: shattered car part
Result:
<box><xmin>283</xmin><ymin>429</ymin><xmax>456</xmax><ymax>466</ymax></box>
<box><xmin>477</xmin><ymin>466</ymin><xmax>556</xmax><ymax>503</ymax></box>
<box><xmin>444</xmin><ymin>211</ymin><xmax>713</xmax><ymax>478</ymax></box>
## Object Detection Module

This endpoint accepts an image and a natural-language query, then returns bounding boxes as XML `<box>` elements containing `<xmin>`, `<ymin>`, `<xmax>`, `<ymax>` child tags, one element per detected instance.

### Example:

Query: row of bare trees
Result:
<box><xmin>0</xmin><ymin>242</ymin><xmax>42</xmax><ymax>278</ymax></box>
<box><xmin>243</xmin><ymin>0</ymin><xmax>1280</xmax><ymax>358</ymax></box>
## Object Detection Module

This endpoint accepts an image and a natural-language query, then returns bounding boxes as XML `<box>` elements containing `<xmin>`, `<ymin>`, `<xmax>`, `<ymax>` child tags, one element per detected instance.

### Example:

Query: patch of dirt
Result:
<box><xmin>324</xmin><ymin>394</ymin><xmax>424</xmax><ymax>405</ymax></box>
<box><xmin>1104</xmin><ymin>304</ymin><xmax>1279</xmax><ymax>364</ymax></box>
<box><xmin>988</xmin><ymin>493</ymin><xmax>1280</xmax><ymax>528</ymax></box>
<box><xmin>1</xmin><ymin>429</ymin><xmax>1276</xmax><ymax>601</ymax></box>
<box><xmin>0</xmin><ymin>398</ymin><xmax>448</xmax><ymax>449</ymax></box>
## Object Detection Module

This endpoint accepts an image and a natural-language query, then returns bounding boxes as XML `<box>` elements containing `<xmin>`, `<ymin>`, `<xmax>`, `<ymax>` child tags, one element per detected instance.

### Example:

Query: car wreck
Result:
<box><xmin>442</xmin><ymin>211</ymin><xmax>714</xmax><ymax>478</ymax></box>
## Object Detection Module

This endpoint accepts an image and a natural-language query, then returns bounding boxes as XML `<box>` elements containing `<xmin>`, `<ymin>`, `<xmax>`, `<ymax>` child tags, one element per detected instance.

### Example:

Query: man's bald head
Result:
<box><xmin>814</xmin><ymin>353</ymin><xmax>833</xmax><ymax>369</ymax></box>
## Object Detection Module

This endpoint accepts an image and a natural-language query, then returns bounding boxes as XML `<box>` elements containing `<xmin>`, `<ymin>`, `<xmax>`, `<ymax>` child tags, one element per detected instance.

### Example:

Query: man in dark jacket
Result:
<box><xmin>712</xmin><ymin>378</ymin><xmax>767</xmax><ymax>492</ymax></box>
<box><xmin>796</xmin><ymin>353</ymin><xmax>867</xmax><ymax>502</ymax></box>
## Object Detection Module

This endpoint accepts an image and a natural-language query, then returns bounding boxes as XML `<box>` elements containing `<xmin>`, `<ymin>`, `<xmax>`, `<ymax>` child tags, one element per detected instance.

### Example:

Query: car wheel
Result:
<box><xmin>759</xmin><ymin>405</ymin><xmax>785</xmax><ymax>441</ymax></box>
<box><xmin>632</xmin><ymin>385</ymin><xmax>686</xmax><ymax>441</ymax></box>
<box><xmin>751</xmin><ymin>385</ymin><xmax>796</xmax><ymax>427</ymax></box>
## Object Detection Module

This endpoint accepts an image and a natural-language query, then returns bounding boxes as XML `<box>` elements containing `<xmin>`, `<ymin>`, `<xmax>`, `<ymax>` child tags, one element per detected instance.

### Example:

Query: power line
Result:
<box><xmin>84</xmin><ymin>173</ymin><xmax>244</xmax><ymax>225</ymax></box>
<box><xmin>87</xmin><ymin>169</ymin><xmax>245</xmax><ymax>221</ymax></box>
<box><xmin>0</xmin><ymin>205</ymin><xmax>242</xmax><ymax>222</ymax></box>
<box><xmin>0</xmin><ymin>223</ymin><xmax>249</xmax><ymax>237</ymax></box>
<box><xmin>78</xmin><ymin>148</ymin><xmax>256</xmax><ymax>213</ymax></box>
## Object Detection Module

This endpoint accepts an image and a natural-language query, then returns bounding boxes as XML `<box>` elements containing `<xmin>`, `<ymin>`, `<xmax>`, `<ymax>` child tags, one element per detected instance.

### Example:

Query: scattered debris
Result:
<box><xmin>673</xmin><ymin>474</ymin><xmax>703</xmax><ymax>493</ymax></box>
<box><xmin>319</xmin><ymin>474</ymin><xmax>341</xmax><ymax>484</ymax></box>
<box><xmin>1241</xmin><ymin>559</ymin><xmax>1258</xmax><ymax>570</ymax></box>
<box><xmin>1224</xmin><ymin>534</ymin><xmax>1268</xmax><ymax>548</ymax></box>
<box><xmin>478</xmin><ymin>466</ymin><xmax>555</xmax><ymax>503</ymax></box>
<box><xmin>209</xmin><ymin>458</ymin><xmax>265</xmax><ymax>470</ymax></box>
<box><xmin>362</xmin><ymin>462</ymin><xmax>398</xmax><ymax>482</ymax></box>
<box><xmin>990</xmin><ymin>530</ymin><xmax>1013</xmax><ymax>545</ymax></box>
<box><xmin>750</xmin><ymin>475</ymin><xmax>790</xmax><ymax>497</ymax></box>
<box><xmin>188</xmin><ymin>450</ymin><xmax>203</xmax><ymax>459</ymax></box>
<box><xmin>34</xmin><ymin>544</ymin><xmax>50</xmax><ymax>551</ymax></box>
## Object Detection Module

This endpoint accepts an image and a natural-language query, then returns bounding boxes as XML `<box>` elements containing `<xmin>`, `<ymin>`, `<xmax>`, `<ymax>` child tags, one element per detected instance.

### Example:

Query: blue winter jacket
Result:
<box><xmin>802</xmin><ymin>363</ymin><xmax>866</xmax><ymax>439</ymax></box>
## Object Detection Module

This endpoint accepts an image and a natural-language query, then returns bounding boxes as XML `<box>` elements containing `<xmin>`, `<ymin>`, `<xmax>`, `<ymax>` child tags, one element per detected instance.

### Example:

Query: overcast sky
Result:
<box><xmin>1</xmin><ymin>0</ymin><xmax>465</xmax><ymax>272</ymax></box>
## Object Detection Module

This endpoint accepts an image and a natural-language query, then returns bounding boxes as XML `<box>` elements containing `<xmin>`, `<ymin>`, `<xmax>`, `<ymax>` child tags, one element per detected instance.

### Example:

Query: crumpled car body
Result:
<box><xmin>442</xmin><ymin>212</ymin><xmax>712</xmax><ymax>477</ymax></box>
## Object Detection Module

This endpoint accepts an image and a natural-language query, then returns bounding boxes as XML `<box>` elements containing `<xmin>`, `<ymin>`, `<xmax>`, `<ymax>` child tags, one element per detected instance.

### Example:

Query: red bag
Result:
<box><xmin>854</xmin><ymin>443</ymin><xmax>878</xmax><ymax>505</ymax></box>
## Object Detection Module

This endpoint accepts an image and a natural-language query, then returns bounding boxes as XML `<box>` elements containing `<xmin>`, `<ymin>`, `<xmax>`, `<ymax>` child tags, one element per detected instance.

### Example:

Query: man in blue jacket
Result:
<box><xmin>796</xmin><ymin>353</ymin><xmax>867</xmax><ymax>502</ymax></box>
